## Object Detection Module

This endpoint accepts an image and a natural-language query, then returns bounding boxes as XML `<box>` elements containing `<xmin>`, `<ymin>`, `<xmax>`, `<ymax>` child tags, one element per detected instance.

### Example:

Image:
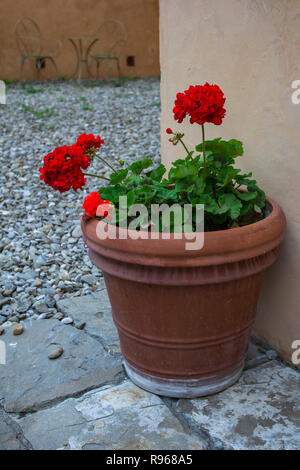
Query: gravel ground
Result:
<box><xmin>0</xmin><ymin>77</ymin><xmax>160</xmax><ymax>324</ymax></box>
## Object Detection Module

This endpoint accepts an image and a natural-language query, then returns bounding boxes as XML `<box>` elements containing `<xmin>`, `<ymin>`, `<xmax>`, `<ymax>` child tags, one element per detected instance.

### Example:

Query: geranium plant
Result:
<box><xmin>39</xmin><ymin>83</ymin><xmax>266</xmax><ymax>232</ymax></box>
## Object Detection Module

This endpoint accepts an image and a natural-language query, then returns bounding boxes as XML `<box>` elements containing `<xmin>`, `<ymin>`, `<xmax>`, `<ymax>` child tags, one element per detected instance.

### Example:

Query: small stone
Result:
<box><xmin>42</xmin><ymin>225</ymin><xmax>51</xmax><ymax>234</ymax></box>
<box><xmin>81</xmin><ymin>274</ymin><xmax>97</xmax><ymax>286</ymax></box>
<box><xmin>60</xmin><ymin>271</ymin><xmax>70</xmax><ymax>281</ymax></box>
<box><xmin>38</xmin><ymin>313</ymin><xmax>47</xmax><ymax>320</ymax></box>
<box><xmin>15</xmin><ymin>300</ymin><xmax>32</xmax><ymax>313</ymax></box>
<box><xmin>0</xmin><ymin>327</ymin><xmax>4</xmax><ymax>335</ymax></box>
<box><xmin>34</xmin><ymin>255</ymin><xmax>50</xmax><ymax>267</ymax></box>
<box><xmin>17</xmin><ymin>270</ymin><xmax>35</xmax><ymax>281</ymax></box>
<box><xmin>48</xmin><ymin>347</ymin><xmax>63</xmax><ymax>360</ymax></box>
<box><xmin>13</xmin><ymin>323</ymin><xmax>24</xmax><ymax>335</ymax></box>
<box><xmin>266</xmin><ymin>349</ymin><xmax>278</xmax><ymax>360</ymax></box>
<box><xmin>34</xmin><ymin>279</ymin><xmax>42</xmax><ymax>287</ymax></box>
<box><xmin>9</xmin><ymin>315</ymin><xmax>19</xmax><ymax>323</ymax></box>
<box><xmin>61</xmin><ymin>317</ymin><xmax>73</xmax><ymax>325</ymax></box>
<box><xmin>72</xmin><ymin>226</ymin><xmax>82</xmax><ymax>238</ymax></box>
<box><xmin>53</xmin><ymin>312</ymin><xmax>64</xmax><ymax>320</ymax></box>
<box><xmin>75</xmin><ymin>321</ymin><xmax>86</xmax><ymax>330</ymax></box>
<box><xmin>0</xmin><ymin>296</ymin><xmax>10</xmax><ymax>308</ymax></box>
<box><xmin>33</xmin><ymin>301</ymin><xmax>49</xmax><ymax>314</ymax></box>
<box><xmin>2</xmin><ymin>284</ymin><xmax>16</xmax><ymax>296</ymax></box>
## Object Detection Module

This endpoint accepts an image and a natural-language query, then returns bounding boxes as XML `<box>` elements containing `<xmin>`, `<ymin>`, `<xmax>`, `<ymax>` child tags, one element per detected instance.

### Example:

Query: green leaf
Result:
<box><xmin>195</xmin><ymin>138</ymin><xmax>243</xmax><ymax>159</ymax></box>
<box><xmin>175</xmin><ymin>175</ymin><xmax>205</xmax><ymax>195</ymax></box>
<box><xmin>125</xmin><ymin>174</ymin><xmax>143</xmax><ymax>187</ymax></box>
<box><xmin>129</xmin><ymin>158</ymin><xmax>153</xmax><ymax>174</ymax></box>
<box><xmin>227</xmin><ymin>139</ymin><xmax>244</xmax><ymax>158</ymax></box>
<box><xmin>168</xmin><ymin>163</ymin><xmax>198</xmax><ymax>181</ymax></box>
<box><xmin>99</xmin><ymin>186</ymin><xmax>126</xmax><ymax>203</ymax></box>
<box><xmin>145</xmin><ymin>164</ymin><xmax>166</xmax><ymax>182</ymax></box>
<box><xmin>109</xmin><ymin>169</ymin><xmax>128</xmax><ymax>185</ymax></box>
<box><xmin>233</xmin><ymin>189</ymin><xmax>258</xmax><ymax>201</ymax></box>
<box><xmin>216</xmin><ymin>167</ymin><xmax>241</xmax><ymax>188</ymax></box>
<box><xmin>239</xmin><ymin>202</ymin><xmax>252</xmax><ymax>216</ymax></box>
<box><xmin>156</xmin><ymin>187</ymin><xmax>178</xmax><ymax>203</ymax></box>
<box><xmin>217</xmin><ymin>193</ymin><xmax>242</xmax><ymax>219</ymax></box>
<box><xmin>200</xmin><ymin>195</ymin><xmax>220</xmax><ymax>214</ymax></box>
<box><xmin>126</xmin><ymin>189</ymin><xmax>136</xmax><ymax>206</ymax></box>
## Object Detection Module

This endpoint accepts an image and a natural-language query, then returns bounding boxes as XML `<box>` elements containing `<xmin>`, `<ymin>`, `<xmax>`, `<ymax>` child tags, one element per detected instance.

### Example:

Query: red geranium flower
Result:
<box><xmin>166</xmin><ymin>128</ymin><xmax>173</xmax><ymax>134</ymax></box>
<box><xmin>173</xmin><ymin>83</ymin><xmax>226</xmax><ymax>126</ymax></box>
<box><xmin>82</xmin><ymin>192</ymin><xmax>110</xmax><ymax>218</ymax></box>
<box><xmin>39</xmin><ymin>144</ymin><xmax>90</xmax><ymax>193</ymax></box>
<box><xmin>76</xmin><ymin>133</ymin><xmax>104</xmax><ymax>152</ymax></box>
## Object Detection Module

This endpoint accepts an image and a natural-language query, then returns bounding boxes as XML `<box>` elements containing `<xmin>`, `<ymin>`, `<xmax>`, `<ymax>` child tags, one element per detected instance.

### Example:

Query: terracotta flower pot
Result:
<box><xmin>81</xmin><ymin>196</ymin><xmax>286</xmax><ymax>398</ymax></box>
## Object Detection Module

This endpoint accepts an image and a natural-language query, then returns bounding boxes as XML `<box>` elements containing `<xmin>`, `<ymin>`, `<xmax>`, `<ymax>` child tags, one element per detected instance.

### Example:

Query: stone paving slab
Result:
<box><xmin>0</xmin><ymin>410</ymin><xmax>26</xmax><ymax>450</ymax></box>
<box><xmin>17</xmin><ymin>380</ymin><xmax>206</xmax><ymax>450</ymax></box>
<box><xmin>174</xmin><ymin>361</ymin><xmax>300</xmax><ymax>450</ymax></box>
<box><xmin>57</xmin><ymin>290</ymin><xmax>121</xmax><ymax>355</ymax></box>
<box><xmin>0</xmin><ymin>319</ymin><xmax>122</xmax><ymax>413</ymax></box>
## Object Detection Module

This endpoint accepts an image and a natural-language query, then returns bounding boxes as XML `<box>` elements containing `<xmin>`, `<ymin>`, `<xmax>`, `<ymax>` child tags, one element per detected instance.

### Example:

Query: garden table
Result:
<box><xmin>68</xmin><ymin>36</ymin><xmax>97</xmax><ymax>79</ymax></box>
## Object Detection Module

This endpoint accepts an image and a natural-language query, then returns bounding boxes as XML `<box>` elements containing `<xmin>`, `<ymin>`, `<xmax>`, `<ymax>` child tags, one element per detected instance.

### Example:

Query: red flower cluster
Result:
<box><xmin>82</xmin><ymin>192</ymin><xmax>110</xmax><ymax>218</ymax></box>
<box><xmin>39</xmin><ymin>145</ymin><xmax>90</xmax><ymax>193</ymax></box>
<box><xmin>173</xmin><ymin>83</ymin><xmax>226</xmax><ymax>126</ymax></box>
<box><xmin>39</xmin><ymin>133</ymin><xmax>104</xmax><ymax>193</ymax></box>
<box><xmin>76</xmin><ymin>134</ymin><xmax>104</xmax><ymax>152</ymax></box>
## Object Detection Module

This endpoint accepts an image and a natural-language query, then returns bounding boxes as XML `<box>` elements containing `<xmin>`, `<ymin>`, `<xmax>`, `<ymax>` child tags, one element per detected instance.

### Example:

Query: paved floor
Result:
<box><xmin>0</xmin><ymin>288</ymin><xmax>299</xmax><ymax>450</ymax></box>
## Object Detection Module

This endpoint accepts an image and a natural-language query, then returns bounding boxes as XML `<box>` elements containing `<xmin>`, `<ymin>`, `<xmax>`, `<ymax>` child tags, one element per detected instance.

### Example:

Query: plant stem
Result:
<box><xmin>94</xmin><ymin>154</ymin><xmax>116</xmax><ymax>172</ymax></box>
<box><xmin>83</xmin><ymin>172</ymin><xmax>110</xmax><ymax>181</ymax></box>
<box><xmin>202</xmin><ymin>124</ymin><xmax>207</xmax><ymax>179</ymax></box>
<box><xmin>178</xmin><ymin>137</ymin><xmax>192</xmax><ymax>159</ymax></box>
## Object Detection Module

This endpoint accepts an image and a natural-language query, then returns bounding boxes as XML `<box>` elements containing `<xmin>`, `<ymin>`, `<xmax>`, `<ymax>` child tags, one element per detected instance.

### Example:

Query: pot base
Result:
<box><xmin>123</xmin><ymin>360</ymin><xmax>244</xmax><ymax>398</ymax></box>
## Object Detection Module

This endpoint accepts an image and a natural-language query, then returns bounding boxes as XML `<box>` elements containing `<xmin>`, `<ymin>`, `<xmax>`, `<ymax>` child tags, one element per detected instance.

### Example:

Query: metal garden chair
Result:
<box><xmin>86</xmin><ymin>20</ymin><xmax>127</xmax><ymax>78</ymax></box>
<box><xmin>14</xmin><ymin>17</ymin><xmax>62</xmax><ymax>80</ymax></box>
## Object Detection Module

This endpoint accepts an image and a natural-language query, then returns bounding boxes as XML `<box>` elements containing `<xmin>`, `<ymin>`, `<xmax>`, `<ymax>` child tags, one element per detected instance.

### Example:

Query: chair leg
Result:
<box><xmin>48</xmin><ymin>57</ymin><xmax>59</xmax><ymax>78</ymax></box>
<box><xmin>117</xmin><ymin>58</ymin><xmax>121</xmax><ymax>78</ymax></box>
<box><xmin>20</xmin><ymin>57</ymin><xmax>25</xmax><ymax>81</ymax></box>
<box><xmin>96</xmin><ymin>60</ymin><xmax>100</xmax><ymax>78</ymax></box>
<box><xmin>36</xmin><ymin>59</ymin><xmax>41</xmax><ymax>81</ymax></box>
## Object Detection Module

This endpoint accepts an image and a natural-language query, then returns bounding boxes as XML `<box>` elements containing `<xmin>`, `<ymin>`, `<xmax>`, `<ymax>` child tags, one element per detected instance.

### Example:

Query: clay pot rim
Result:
<box><xmin>81</xmin><ymin>195</ymin><xmax>286</xmax><ymax>267</ymax></box>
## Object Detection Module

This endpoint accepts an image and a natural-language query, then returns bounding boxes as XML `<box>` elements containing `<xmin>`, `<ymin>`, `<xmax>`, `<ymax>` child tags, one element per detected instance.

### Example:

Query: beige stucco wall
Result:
<box><xmin>160</xmin><ymin>0</ymin><xmax>300</xmax><ymax>364</ymax></box>
<box><xmin>0</xmin><ymin>0</ymin><xmax>159</xmax><ymax>80</ymax></box>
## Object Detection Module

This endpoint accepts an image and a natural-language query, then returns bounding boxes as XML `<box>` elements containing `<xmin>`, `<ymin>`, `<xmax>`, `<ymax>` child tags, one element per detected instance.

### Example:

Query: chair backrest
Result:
<box><xmin>94</xmin><ymin>20</ymin><xmax>127</xmax><ymax>56</ymax></box>
<box><xmin>14</xmin><ymin>17</ymin><xmax>42</xmax><ymax>57</ymax></box>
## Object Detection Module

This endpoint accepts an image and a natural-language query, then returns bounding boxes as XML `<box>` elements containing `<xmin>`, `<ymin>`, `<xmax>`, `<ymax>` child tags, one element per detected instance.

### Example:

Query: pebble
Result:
<box><xmin>2</xmin><ymin>284</ymin><xmax>16</xmax><ymax>296</ymax></box>
<box><xmin>15</xmin><ymin>300</ymin><xmax>32</xmax><ymax>313</ymax></box>
<box><xmin>82</xmin><ymin>274</ymin><xmax>97</xmax><ymax>286</ymax></box>
<box><xmin>34</xmin><ymin>279</ymin><xmax>42</xmax><ymax>287</ymax></box>
<box><xmin>0</xmin><ymin>327</ymin><xmax>4</xmax><ymax>335</ymax></box>
<box><xmin>72</xmin><ymin>226</ymin><xmax>82</xmax><ymax>238</ymax></box>
<box><xmin>33</xmin><ymin>301</ymin><xmax>50</xmax><ymax>314</ymax></box>
<box><xmin>9</xmin><ymin>315</ymin><xmax>19</xmax><ymax>323</ymax></box>
<box><xmin>266</xmin><ymin>349</ymin><xmax>278</xmax><ymax>360</ymax></box>
<box><xmin>48</xmin><ymin>347</ymin><xmax>64</xmax><ymax>360</ymax></box>
<box><xmin>53</xmin><ymin>312</ymin><xmax>64</xmax><ymax>320</ymax></box>
<box><xmin>13</xmin><ymin>323</ymin><xmax>24</xmax><ymax>335</ymax></box>
<box><xmin>0</xmin><ymin>296</ymin><xmax>11</xmax><ymax>307</ymax></box>
<box><xmin>75</xmin><ymin>321</ymin><xmax>86</xmax><ymax>330</ymax></box>
<box><xmin>61</xmin><ymin>317</ymin><xmax>73</xmax><ymax>325</ymax></box>
<box><xmin>38</xmin><ymin>313</ymin><xmax>48</xmax><ymax>320</ymax></box>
